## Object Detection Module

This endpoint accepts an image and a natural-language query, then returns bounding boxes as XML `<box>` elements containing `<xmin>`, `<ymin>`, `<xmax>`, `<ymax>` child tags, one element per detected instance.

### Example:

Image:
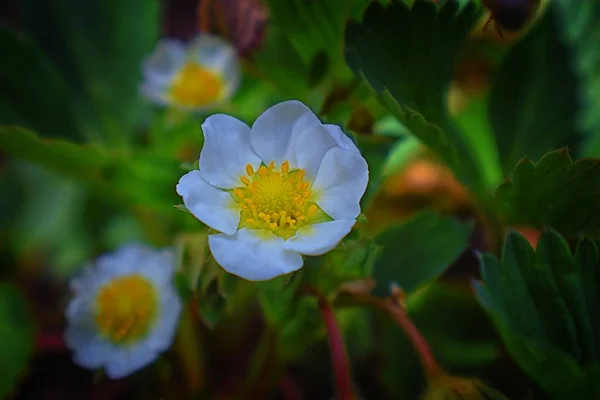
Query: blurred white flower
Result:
<box><xmin>141</xmin><ymin>34</ymin><xmax>239</xmax><ymax>110</ymax></box>
<box><xmin>176</xmin><ymin>100</ymin><xmax>369</xmax><ymax>281</ymax></box>
<box><xmin>64</xmin><ymin>244</ymin><xmax>182</xmax><ymax>379</ymax></box>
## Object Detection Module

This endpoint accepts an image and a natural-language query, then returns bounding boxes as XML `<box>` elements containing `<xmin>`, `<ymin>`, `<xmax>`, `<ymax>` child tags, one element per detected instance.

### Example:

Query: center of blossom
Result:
<box><xmin>94</xmin><ymin>274</ymin><xmax>158</xmax><ymax>344</ymax></box>
<box><xmin>168</xmin><ymin>61</ymin><xmax>223</xmax><ymax>108</ymax></box>
<box><xmin>232</xmin><ymin>161</ymin><xmax>327</xmax><ymax>239</ymax></box>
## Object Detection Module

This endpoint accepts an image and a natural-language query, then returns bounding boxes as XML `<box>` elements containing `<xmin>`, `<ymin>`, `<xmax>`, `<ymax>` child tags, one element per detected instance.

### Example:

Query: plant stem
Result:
<box><xmin>316</xmin><ymin>293</ymin><xmax>354</xmax><ymax>400</ymax></box>
<box><xmin>383</xmin><ymin>297</ymin><xmax>442</xmax><ymax>379</ymax></box>
<box><xmin>335</xmin><ymin>293</ymin><xmax>442</xmax><ymax>381</ymax></box>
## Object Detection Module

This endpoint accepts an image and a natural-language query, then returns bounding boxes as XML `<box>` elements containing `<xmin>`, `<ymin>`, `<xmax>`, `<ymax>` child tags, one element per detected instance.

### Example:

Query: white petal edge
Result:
<box><xmin>200</xmin><ymin>114</ymin><xmax>261</xmax><ymax>189</ymax></box>
<box><xmin>142</xmin><ymin>39</ymin><xmax>186</xmax><ymax>87</ymax></box>
<box><xmin>187</xmin><ymin>34</ymin><xmax>240</xmax><ymax>101</ymax></box>
<box><xmin>148</xmin><ymin>289</ymin><xmax>182</xmax><ymax>352</ymax></box>
<box><xmin>208</xmin><ymin>229</ymin><xmax>303</xmax><ymax>281</ymax></box>
<box><xmin>251</xmin><ymin>100</ymin><xmax>321</xmax><ymax>167</ymax></box>
<box><xmin>312</xmin><ymin>147</ymin><xmax>369</xmax><ymax>220</ymax></box>
<box><xmin>176</xmin><ymin>171</ymin><xmax>239</xmax><ymax>235</ymax></box>
<box><xmin>188</xmin><ymin>34</ymin><xmax>238</xmax><ymax>73</ymax></box>
<box><xmin>104</xmin><ymin>342</ymin><xmax>158</xmax><ymax>379</ymax></box>
<box><xmin>295</xmin><ymin>124</ymin><xmax>339</xmax><ymax>181</ymax></box>
<box><xmin>284</xmin><ymin>219</ymin><xmax>356</xmax><ymax>256</ymax></box>
<box><xmin>324</xmin><ymin>124</ymin><xmax>361</xmax><ymax>155</ymax></box>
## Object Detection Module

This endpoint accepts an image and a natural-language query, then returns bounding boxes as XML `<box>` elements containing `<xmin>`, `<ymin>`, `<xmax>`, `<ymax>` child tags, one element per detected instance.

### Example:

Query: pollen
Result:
<box><xmin>168</xmin><ymin>61</ymin><xmax>224</xmax><ymax>108</ymax></box>
<box><xmin>233</xmin><ymin>161</ymin><xmax>323</xmax><ymax>239</ymax></box>
<box><xmin>94</xmin><ymin>275</ymin><xmax>158</xmax><ymax>344</ymax></box>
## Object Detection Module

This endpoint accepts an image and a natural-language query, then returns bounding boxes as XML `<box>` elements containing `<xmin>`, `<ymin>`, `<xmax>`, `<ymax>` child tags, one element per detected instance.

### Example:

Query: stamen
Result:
<box><xmin>231</xmin><ymin>160</ymin><xmax>325</xmax><ymax>239</ymax></box>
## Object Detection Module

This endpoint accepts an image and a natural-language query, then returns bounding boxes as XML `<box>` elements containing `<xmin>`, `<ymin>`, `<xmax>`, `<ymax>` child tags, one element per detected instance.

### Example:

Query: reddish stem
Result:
<box><xmin>317</xmin><ymin>294</ymin><xmax>354</xmax><ymax>400</ymax></box>
<box><xmin>383</xmin><ymin>299</ymin><xmax>441</xmax><ymax>379</ymax></box>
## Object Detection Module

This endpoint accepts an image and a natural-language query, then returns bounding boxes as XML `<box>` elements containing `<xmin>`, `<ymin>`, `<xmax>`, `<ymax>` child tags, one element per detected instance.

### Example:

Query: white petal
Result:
<box><xmin>140</xmin><ymin>82</ymin><xmax>170</xmax><ymax>107</ymax></box>
<box><xmin>324</xmin><ymin>124</ymin><xmax>360</xmax><ymax>154</ymax></box>
<box><xmin>143</xmin><ymin>39</ymin><xmax>186</xmax><ymax>87</ymax></box>
<box><xmin>251</xmin><ymin>100</ymin><xmax>321</xmax><ymax>167</ymax></box>
<box><xmin>208</xmin><ymin>229</ymin><xmax>303</xmax><ymax>281</ymax></box>
<box><xmin>104</xmin><ymin>342</ymin><xmax>158</xmax><ymax>379</ymax></box>
<box><xmin>199</xmin><ymin>114</ymin><xmax>261</xmax><ymax>189</ymax></box>
<box><xmin>148</xmin><ymin>290</ymin><xmax>182</xmax><ymax>352</ymax></box>
<box><xmin>284</xmin><ymin>219</ymin><xmax>356</xmax><ymax>256</ymax></box>
<box><xmin>176</xmin><ymin>171</ymin><xmax>239</xmax><ymax>235</ymax></box>
<box><xmin>312</xmin><ymin>147</ymin><xmax>369</xmax><ymax>220</ymax></box>
<box><xmin>187</xmin><ymin>34</ymin><xmax>240</xmax><ymax>100</ymax></box>
<box><xmin>65</xmin><ymin>312</ymin><xmax>113</xmax><ymax>369</ymax></box>
<box><xmin>136</xmin><ymin>247</ymin><xmax>177</xmax><ymax>286</ymax></box>
<box><xmin>188</xmin><ymin>34</ymin><xmax>238</xmax><ymax>74</ymax></box>
<box><xmin>295</xmin><ymin>125</ymin><xmax>338</xmax><ymax>181</ymax></box>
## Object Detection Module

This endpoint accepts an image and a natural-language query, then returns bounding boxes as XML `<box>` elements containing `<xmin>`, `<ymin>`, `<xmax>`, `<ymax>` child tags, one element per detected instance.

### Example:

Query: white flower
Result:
<box><xmin>141</xmin><ymin>34</ymin><xmax>239</xmax><ymax>110</ymax></box>
<box><xmin>176</xmin><ymin>100</ymin><xmax>369</xmax><ymax>281</ymax></box>
<box><xmin>64</xmin><ymin>243</ymin><xmax>182</xmax><ymax>379</ymax></box>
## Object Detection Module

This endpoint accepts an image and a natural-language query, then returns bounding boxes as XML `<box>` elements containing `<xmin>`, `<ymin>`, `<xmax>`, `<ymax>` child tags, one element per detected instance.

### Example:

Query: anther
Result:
<box><xmin>246</xmin><ymin>164</ymin><xmax>255</xmax><ymax>176</ymax></box>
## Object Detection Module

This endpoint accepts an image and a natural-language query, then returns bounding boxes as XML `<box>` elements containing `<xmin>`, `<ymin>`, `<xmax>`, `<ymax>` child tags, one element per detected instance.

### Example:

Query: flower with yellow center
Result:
<box><xmin>64</xmin><ymin>244</ymin><xmax>182</xmax><ymax>379</ymax></box>
<box><xmin>176</xmin><ymin>100</ymin><xmax>369</xmax><ymax>281</ymax></box>
<box><xmin>141</xmin><ymin>34</ymin><xmax>239</xmax><ymax>110</ymax></box>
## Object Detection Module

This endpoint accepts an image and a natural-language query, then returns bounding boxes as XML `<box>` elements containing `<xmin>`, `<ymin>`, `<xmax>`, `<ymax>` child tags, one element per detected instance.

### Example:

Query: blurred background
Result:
<box><xmin>0</xmin><ymin>0</ymin><xmax>577</xmax><ymax>398</ymax></box>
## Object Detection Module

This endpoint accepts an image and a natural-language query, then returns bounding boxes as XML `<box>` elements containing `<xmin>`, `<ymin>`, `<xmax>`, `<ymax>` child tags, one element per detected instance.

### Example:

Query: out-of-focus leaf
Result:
<box><xmin>175</xmin><ymin>232</ymin><xmax>209</xmax><ymax>293</ymax></box>
<box><xmin>373</xmin><ymin>211</ymin><xmax>473</xmax><ymax>296</ymax></box>
<box><xmin>263</xmin><ymin>0</ymin><xmax>358</xmax><ymax>78</ymax></box>
<box><xmin>553</xmin><ymin>0</ymin><xmax>600</xmax><ymax>156</ymax></box>
<box><xmin>351</xmin><ymin>131</ymin><xmax>401</xmax><ymax>205</ymax></box>
<box><xmin>0</xmin><ymin>127</ymin><xmax>111</xmax><ymax>184</ymax></box>
<box><xmin>303</xmin><ymin>239</ymin><xmax>380</xmax><ymax>295</ymax></box>
<box><xmin>496</xmin><ymin>149</ymin><xmax>600</xmax><ymax>239</ymax></box>
<box><xmin>307</xmin><ymin>50</ymin><xmax>330</xmax><ymax>87</ymax></box>
<box><xmin>345</xmin><ymin>0</ymin><xmax>490</xmax><ymax>194</ymax></box>
<box><xmin>112</xmin><ymin>150</ymin><xmax>182</xmax><ymax>213</ymax></box>
<box><xmin>20</xmin><ymin>0</ymin><xmax>160</xmax><ymax>142</ymax></box>
<box><xmin>0</xmin><ymin>29</ymin><xmax>83</xmax><ymax>141</ymax></box>
<box><xmin>489</xmin><ymin>8</ymin><xmax>580</xmax><ymax>174</ymax></box>
<box><xmin>576</xmin><ymin>239</ymin><xmax>600</xmax><ymax>361</ymax></box>
<box><xmin>454</xmin><ymin>94</ymin><xmax>502</xmax><ymax>189</ymax></box>
<box><xmin>252</xmin><ymin>26</ymin><xmax>312</xmax><ymax>99</ymax></box>
<box><xmin>0</xmin><ymin>283</ymin><xmax>34</xmax><ymax>398</ymax></box>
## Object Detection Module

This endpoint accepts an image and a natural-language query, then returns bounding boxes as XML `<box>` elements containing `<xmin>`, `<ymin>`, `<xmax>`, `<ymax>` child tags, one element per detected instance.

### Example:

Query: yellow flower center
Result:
<box><xmin>168</xmin><ymin>61</ymin><xmax>224</xmax><ymax>108</ymax></box>
<box><xmin>94</xmin><ymin>275</ymin><xmax>158</xmax><ymax>344</ymax></box>
<box><xmin>232</xmin><ymin>161</ymin><xmax>329</xmax><ymax>239</ymax></box>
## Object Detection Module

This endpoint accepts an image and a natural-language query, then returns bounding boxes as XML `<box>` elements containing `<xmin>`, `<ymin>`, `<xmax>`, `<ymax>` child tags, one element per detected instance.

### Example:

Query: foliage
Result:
<box><xmin>1</xmin><ymin>0</ymin><xmax>599</xmax><ymax>398</ymax></box>
<box><xmin>0</xmin><ymin>284</ymin><xmax>35</xmax><ymax>398</ymax></box>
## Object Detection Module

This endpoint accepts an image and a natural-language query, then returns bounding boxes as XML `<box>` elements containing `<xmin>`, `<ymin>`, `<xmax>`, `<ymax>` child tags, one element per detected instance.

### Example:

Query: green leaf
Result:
<box><xmin>575</xmin><ymin>238</ymin><xmax>600</xmax><ymax>361</ymax></box>
<box><xmin>482</xmin><ymin>232</ymin><xmax>546</xmax><ymax>342</ymax></box>
<box><xmin>474</xmin><ymin>229</ymin><xmax>600</xmax><ymax>397</ymax></box>
<box><xmin>473</xmin><ymin>283</ymin><xmax>588</xmax><ymax>398</ymax></box>
<box><xmin>489</xmin><ymin>7</ymin><xmax>580</xmax><ymax>174</ymax></box>
<box><xmin>345</xmin><ymin>0</ymin><xmax>489</xmax><ymax>194</ymax></box>
<box><xmin>373</xmin><ymin>210</ymin><xmax>473</xmax><ymax>295</ymax></box>
<box><xmin>303</xmin><ymin>239</ymin><xmax>381</xmax><ymax>295</ymax></box>
<box><xmin>20</xmin><ymin>0</ymin><xmax>160</xmax><ymax>142</ymax></box>
<box><xmin>553</xmin><ymin>0</ymin><xmax>600</xmax><ymax>156</ymax></box>
<box><xmin>0</xmin><ymin>127</ymin><xmax>111</xmax><ymax>184</ymax></box>
<box><xmin>537</xmin><ymin>229</ymin><xmax>596</xmax><ymax>363</ymax></box>
<box><xmin>496</xmin><ymin>149</ymin><xmax>600</xmax><ymax>239</ymax></box>
<box><xmin>0</xmin><ymin>283</ymin><xmax>35</xmax><ymax>398</ymax></box>
<box><xmin>0</xmin><ymin>29</ymin><xmax>83</xmax><ymax>141</ymax></box>
<box><xmin>264</xmin><ymin>0</ymin><xmax>357</xmax><ymax>77</ymax></box>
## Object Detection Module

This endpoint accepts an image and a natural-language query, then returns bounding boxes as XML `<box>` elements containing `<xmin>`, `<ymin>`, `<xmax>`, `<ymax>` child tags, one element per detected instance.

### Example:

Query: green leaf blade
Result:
<box><xmin>373</xmin><ymin>210</ymin><xmax>473</xmax><ymax>295</ymax></box>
